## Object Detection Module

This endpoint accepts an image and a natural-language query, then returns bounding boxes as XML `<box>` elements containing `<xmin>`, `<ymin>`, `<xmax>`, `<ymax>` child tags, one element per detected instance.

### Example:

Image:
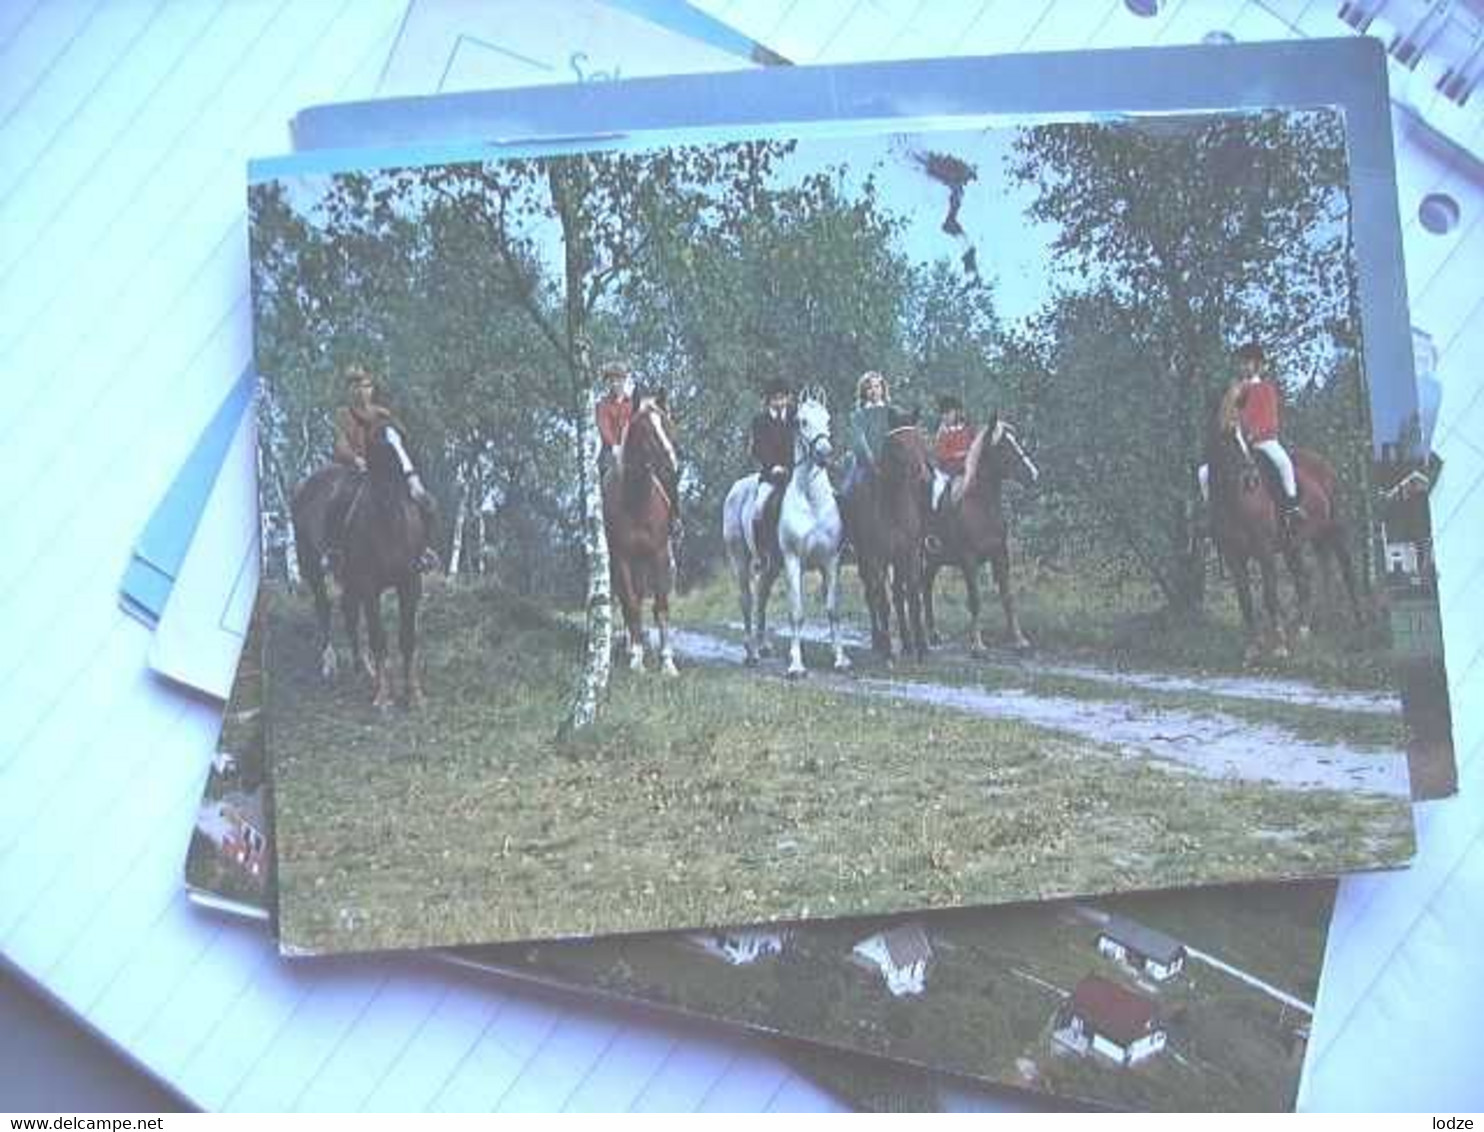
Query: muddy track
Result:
<box><xmin>669</xmin><ymin>629</ymin><xmax>1409</xmax><ymax>797</ymax></box>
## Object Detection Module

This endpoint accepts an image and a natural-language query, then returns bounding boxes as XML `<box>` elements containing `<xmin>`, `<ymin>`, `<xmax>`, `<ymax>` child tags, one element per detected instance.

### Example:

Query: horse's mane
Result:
<box><xmin>884</xmin><ymin>424</ymin><xmax>931</xmax><ymax>485</ymax></box>
<box><xmin>1217</xmin><ymin>381</ymin><xmax>1244</xmax><ymax>434</ymax></box>
<box><xmin>618</xmin><ymin>406</ymin><xmax>675</xmax><ymax>507</ymax></box>
<box><xmin>960</xmin><ymin>422</ymin><xmax>992</xmax><ymax>499</ymax></box>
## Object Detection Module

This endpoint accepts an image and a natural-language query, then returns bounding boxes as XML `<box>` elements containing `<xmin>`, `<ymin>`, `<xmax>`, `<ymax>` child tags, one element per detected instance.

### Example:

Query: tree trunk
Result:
<box><xmin>449</xmin><ymin>462</ymin><xmax>468</xmax><ymax>579</ymax></box>
<box><xmin>565</xmin><ymin>386</ymin><xmax>613</xmax><ymax>735</ymax></box>
<box><xmin>549</xmin><ymin>162</ymin><xmax>612</xmax><ymax>736</ymax></box>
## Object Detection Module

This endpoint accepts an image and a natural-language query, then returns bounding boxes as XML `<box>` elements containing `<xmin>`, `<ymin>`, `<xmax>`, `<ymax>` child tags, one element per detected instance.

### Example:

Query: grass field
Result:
<box><xmin>267</xmin><ymin>581</ymin><xmax>1409</xmax><ymax>955</ymax></box>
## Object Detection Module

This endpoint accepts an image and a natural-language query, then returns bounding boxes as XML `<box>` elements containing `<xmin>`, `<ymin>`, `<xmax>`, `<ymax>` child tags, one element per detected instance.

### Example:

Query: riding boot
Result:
<box><xmin>1280</xmin><ymin>496</ymin><xmax>1305</xmax><ymax>536</ymax></box>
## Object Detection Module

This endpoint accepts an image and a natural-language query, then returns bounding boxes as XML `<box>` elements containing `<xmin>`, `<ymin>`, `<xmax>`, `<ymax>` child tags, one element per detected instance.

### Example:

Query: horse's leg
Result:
<box><xmin>1258</xmin><ymin>552</ymin><xmax>1288</xmax><ymax>660</ymax></box>
<box><xmin>656</xmin><ymin>556</ymin><xmax>678</xmax><ymax>677</ymax></box>
<box><xmin>825</xmin><ymin>552</ymin><xmax>851</xmax><ymax>671</ymax></box>
<box><xmin>734</xmin><ymin>551</ymin><xmax>759</xmax><ymax>666</ymax></box>
<box><xmin>959</xmin><ymin>560</ymin><xmax>983</xmax><ymax>656</ymax></box>
<box><xmin>865</xmin><ymin>559</ymin><xmax>891</xmax><ymax>658</ymax></box>
<box><xmin>991</xmin><ymin>549</ymin><xmax>1029</xmax><ymax>652</ymax></box>
<box><xmin>1283</xmin><ymin>542</ymin><xmax>1313</xmax><ymax>640</ymax></box>
<box><xmin>756</xmin><ymin>558</ymin><xmax>781</xmax><ymax>658</ymax></box>
<box><xmin>398</xmin><ymin>574</ymin><xmax>423</xmax><ymax>708</ymax></box>
<box><xmin>784</xmin><ymin>551</ymin><xmax>807</xmax><ymax>678</ymax></box>
<box><xmin>890</xmin><ymin>562</ymin><xmax>911</xmax><ymax>662</ymax></box>
<box><xmin>613</xmin><ymin>557</ymin><xmax>644</xmax><ymax>672</ymax></box>
<box><xmin>1231</xmin><ymin>555</ymin><xmax>1262</xmax><ymax>665</ymax></box>
<box><xmin>905</xmin><ymin>557</ymin><xmax>927</xmax><ymax>663</ymax></box>
<box><xmin>923</xmin><ymin>557</ymin><xmax>942</xmax><ymax>648</ymax></box>
<box><xmin>1328</xmin><ymin>532</ymin><xmax>1366</xmax><ymax>627</ymax></box>
<box><xmin>305</xmin><ymin>557</ymin><xmax>337</xmax><ymax>680</ymax></box>
<box><xmin>367</xmin><ymin>591</ymin><xmax>393</xmax><ymax>709</ymax></box>
<box><xmin>341</xmin><ymin>588</ymin><xmax>372</xmax><ymax>685</ymax></box>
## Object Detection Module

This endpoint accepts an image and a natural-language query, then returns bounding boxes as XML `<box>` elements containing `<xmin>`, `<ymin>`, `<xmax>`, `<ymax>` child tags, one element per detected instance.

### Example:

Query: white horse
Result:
<box><xmin>722</xmin><ymin>389</ymin><xmax>850</xmax><ymax>677</ymax></box>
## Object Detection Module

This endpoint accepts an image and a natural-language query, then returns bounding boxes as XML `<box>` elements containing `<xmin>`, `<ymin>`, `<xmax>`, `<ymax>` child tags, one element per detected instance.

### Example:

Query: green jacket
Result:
<box><xmin>850</xmin><ymin>403</ymin><xmax>891</xmax><ymax>469</ymax></box>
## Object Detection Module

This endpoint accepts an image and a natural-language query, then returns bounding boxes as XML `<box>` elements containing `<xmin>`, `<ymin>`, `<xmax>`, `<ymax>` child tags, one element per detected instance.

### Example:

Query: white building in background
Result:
<box><xmin>1095</xmin><ymin>914</ymin><xmax>1188</xmax><ymax>983</ymax></box>
<box><xmin>685</xmin><ymin>927</ymin><xmax>789</xmax><ymax>966</ymax></box>
<box><xmin>851</xmin><ymin>922</ymin><xmax>934</xmax><ymax>997</ymax></box>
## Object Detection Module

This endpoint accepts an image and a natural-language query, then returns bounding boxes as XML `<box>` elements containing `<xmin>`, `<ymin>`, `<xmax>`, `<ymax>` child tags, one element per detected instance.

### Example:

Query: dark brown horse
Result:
<box><xmin>1206</xmin><ymin>405</ymin><xmax>1362</xmax><ymax>662</ymax></box>
<box><xmin>602</xmin><ymin>404</ymin><xmax>678</xmax><ymax>675</ymax></box>
<box><xmin>292</xmin><ymin>421</ymin><xmax>431</xmax><ymax>708</ymax></box>
<box><xmin>843</xmin><ymin>423</ymin><xmax>934</xmax><ymax>661</ymax></box>
<box><xmin>924</xmin><ymin>412</ymin><xmax>1039</xmax><ymax>654</ymax></box>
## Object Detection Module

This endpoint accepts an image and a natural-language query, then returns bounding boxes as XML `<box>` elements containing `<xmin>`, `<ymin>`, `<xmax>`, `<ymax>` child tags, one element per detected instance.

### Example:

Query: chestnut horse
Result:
<box><xmin>1206</xmin><ymin>404</ymin><xmax>1362</xmax><ymax>661</ymax></box>
<box><xmin>842</xmin><ymin>421</ymin><xmax>934</xmax><ymax>662</ymax></box>
<box><xmin>292</xmin><ymin>421</ymin><xmax>431</xmax><ymax>709</ymax></box>
<box><xmin>924</xmin><ymin>412</ymin><xmax>1039</xmax><ymax>654</ymax></box>
<box><xmin>603</xmin><ymin>403</ymin><xmax>678</xmax><ymax>675</ymax></box>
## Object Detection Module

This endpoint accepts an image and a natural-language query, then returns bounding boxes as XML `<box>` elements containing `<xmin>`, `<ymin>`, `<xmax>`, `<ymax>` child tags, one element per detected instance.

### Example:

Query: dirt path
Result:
<box><xmin>1183</xmin><ymin>946</ymin><xmax>1314</xmax><ymax>1015</ymax></box>
<box><xmin>724</xmin><ymin>620</ymin><xmax>1401</xmax><ymax>715</ymax></box>
<box><xmin>671</xmin><ymin>629</ymin><xmax>1409</xmax><ymax>797</ymax></box>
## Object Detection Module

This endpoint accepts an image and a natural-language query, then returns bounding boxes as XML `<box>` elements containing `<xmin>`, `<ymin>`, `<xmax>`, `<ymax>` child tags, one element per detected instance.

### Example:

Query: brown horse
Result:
<box><xmin>924</xmin><ymin>412</ymin><xmax>1039</xmax><ymax>654</ymax></box>
<box><xmin>603</xmin><ymin>404</ymin><xmax>678</xmax><ymax>675</ymax></box>
<box><xmin>1206</xmin><ymin>406</ymin><xmax>1362</xmax><ymax>662</ymax></box>
<box><xmin>292</xmin><ymin>420</ymin><xmax>431</xmax><ymax>709</ymax></box>
<box><xmin>843</xmin><ymin>422</ymin><xmax>934</xmax><ymax>661</ymax></box>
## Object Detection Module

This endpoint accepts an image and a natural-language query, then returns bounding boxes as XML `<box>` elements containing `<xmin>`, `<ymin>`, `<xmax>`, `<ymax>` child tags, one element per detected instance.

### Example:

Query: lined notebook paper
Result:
<box><xmin>4</xmin><ymin>0</ymin><xmax>1482</xmax><ymax>1113</ymax></box>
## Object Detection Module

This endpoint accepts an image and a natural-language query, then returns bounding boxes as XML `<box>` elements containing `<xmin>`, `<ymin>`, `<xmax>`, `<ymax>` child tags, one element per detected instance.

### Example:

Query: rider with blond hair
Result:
<box><xmin>843</xmin><ymin>370</ymin><xmax>893</xmax><ymax>498</ymax></box>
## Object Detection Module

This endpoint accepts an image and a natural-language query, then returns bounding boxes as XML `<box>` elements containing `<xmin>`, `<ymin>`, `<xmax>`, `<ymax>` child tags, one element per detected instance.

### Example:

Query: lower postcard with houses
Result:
<box><xmin>456</xmin><ymin>881</ymin><xmax>1334</xmax><ymax>1112</ymax></box>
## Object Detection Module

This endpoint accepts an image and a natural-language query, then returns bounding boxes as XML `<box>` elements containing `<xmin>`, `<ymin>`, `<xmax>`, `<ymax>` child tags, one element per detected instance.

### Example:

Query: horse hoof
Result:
<box><xmin>758</xmin><ymin>643</ymin><xmax>775</xmax><ymax>659</ymax></box>
<box><xmin>661</xmin><ymin>658</ymin><xmax>679</xmax><ymax>677</ymax></box>
<box><xmin>969</xmin><ymin>645</ymin><xmax>987</xmax><ymax>660</ymax></box>
<box><xmin>1296</xmin><ymin>624</ymin><xmax>1312</xmax><ymax>641</ymax></box>
<box><xmin>743</xmin><ymin>654</ymin><xmax>760</xmax><ymax>668</ymax></box>
<box><xmin>1012</xmin><ymin>637</ymin><xmax>1032</xmax><ymax>653</ymax></box>
<box><xmin>928</xmin><ymin>633</ymin><xmax>943</xmax><ymax>648</ymax></box>
<box><xmin>320</xmin><ymin>647</ymin><xmax>338</xmax><ymax>681</ymax></box>
<box><xmin>1272</xmin><ymin>644</ymin><xmax>1291</xmax><ymax>660</ymax></box>
<box><xmin>786</xmin><ymin>667</ymin><xmax>807</xmax><ymax>681</ymax></box>
<box><xmin>833</xmin><ymin>655</ymin><xmax>853</xmax><ymax>672</ymax></box>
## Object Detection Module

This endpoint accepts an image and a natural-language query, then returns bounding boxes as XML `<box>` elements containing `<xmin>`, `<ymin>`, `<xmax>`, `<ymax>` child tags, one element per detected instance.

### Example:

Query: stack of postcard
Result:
<box><xmin>186</xmin><ymin>38</ymin><xmax>1459</xmax><ymax>1112</ymax></box>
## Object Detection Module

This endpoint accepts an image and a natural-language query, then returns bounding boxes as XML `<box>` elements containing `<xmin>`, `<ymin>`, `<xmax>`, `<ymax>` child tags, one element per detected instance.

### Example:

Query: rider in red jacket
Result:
<box><xmin>1232</xmin><ymin>343</ymin><xmax>1304</xmax><ymax>528</ymax></box>
<box><xmin>595</xmin><ymin>362</ymin><xmax>632</xmax><ymax>470</ymax></box>
<box><xmin>931</xmin><ymin>394</ymin><xmax>974</xmax><ymax>510</ymax></box>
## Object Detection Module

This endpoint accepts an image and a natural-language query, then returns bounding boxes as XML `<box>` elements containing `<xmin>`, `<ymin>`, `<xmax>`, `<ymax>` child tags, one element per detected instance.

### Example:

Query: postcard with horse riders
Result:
<box><xmin>249</xmin><ymin>106</ymin><xmax>1428</xmax><ymax>957</ymax></box>
<box><xmin>192</xmin><ymin>605</ymin><xmax>1335</xmax><ymax>1112</ymax></box>
<box><xmin>280</xmin><ymin>39</ymin><xmax>1454</xmax><ymax>804</ymax></box>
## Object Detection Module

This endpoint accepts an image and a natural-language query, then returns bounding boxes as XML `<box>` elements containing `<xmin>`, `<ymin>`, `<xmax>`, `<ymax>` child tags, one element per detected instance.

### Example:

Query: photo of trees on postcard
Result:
<box><xmin>249</xmin><ymin>108</ymin><xmax>1430</xmax><ymax>955</ymax></box>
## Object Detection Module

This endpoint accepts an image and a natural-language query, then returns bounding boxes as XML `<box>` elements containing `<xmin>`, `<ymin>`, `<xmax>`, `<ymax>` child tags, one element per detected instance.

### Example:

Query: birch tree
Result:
<box><xmin>413</xmin><ymin>140</ymin><xmax>795</xmax><ymax>733</ymax></box>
